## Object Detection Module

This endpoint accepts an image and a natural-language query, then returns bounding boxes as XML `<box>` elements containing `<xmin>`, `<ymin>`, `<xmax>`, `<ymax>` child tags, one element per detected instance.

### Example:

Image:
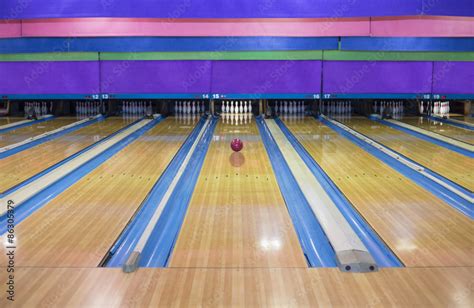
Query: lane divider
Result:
<box><xmin>0</xmin><ymin>114</ymin><xmax>104</xmax><ymax>159</ymax></box>
<box><xmin>0</xmin><ymin>115</ymin><xmax>162</xmax><ymax>233</ymax></box>
<box><xmin>257</xmin><ymin>116</ymin><xmax>337</xmax><ymax>268</ymax></box>
<box><xmin>265</xmin><ymin>118</ymin><xmax>376</xmax><ymax>272</ymax></box>
<box><xmin>321</xmin><ymin>115</ymin><xmax>473</xmax><ymax>218</ymax></box>
<box><xmin>370</xmin><ymin>115</ymin><xmax>473</xmax><ymax>157</ymax></box>
<box><xmin>102</xmin><ymin>116</ymin><xmax>207</xmax><ymax>268</ymax></box>
<box><xmin>122</xmin><ymin>116</ymin><xmax>215</xmax><ymax>272</ymax></box>
<box><xmin>274</xmin><ymin>117</ymin><xmax>402</xmax><ymax>268</ymax></box>
<box><xmin>0</xmin><ymin>114</ymin><xmax>54</xmax><ymax>133</ymax></box>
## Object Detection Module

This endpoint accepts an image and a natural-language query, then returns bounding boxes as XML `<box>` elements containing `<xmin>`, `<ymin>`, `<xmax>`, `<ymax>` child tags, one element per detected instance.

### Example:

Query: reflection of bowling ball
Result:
<box><xmin>230</xmin><ymin>152</ymin><xmax>245</xmax><ymax>167</ymax></box>
<box><xmin>230</xmin><ymin>138</ymin><xmax>243</xmax><ymax>152</ymax></box>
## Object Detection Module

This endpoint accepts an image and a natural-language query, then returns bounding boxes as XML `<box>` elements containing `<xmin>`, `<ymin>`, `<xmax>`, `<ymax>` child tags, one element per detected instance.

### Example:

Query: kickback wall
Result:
<box><xmin>1</xmin><ymin>60</ymin><xmax>473</xmax><ymax>96</ymax></box>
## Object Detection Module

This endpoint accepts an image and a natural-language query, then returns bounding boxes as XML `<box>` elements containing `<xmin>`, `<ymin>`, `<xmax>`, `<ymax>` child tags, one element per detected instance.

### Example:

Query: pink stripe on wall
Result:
<box><xmin>0</xmin><ymin>21</ymin><xmax>21</xmax><ymax>38</ymax></box>
<box><xmin>21</xmin><ymin>18</ymin><xmax>370</xmax><ymax>37</ymax></box>
<box><xmin>371</xmin><ymin>16</ymin><xmax>474</xmax><ymax>37</ymax></box>
<box><xmin>2</xmin><ymin>16</ymin><xmax>473</xmax><ymax>38</ymax></box>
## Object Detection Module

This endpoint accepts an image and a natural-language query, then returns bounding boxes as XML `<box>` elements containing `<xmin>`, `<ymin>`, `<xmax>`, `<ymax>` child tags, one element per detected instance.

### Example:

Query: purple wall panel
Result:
<box><xmin>211</xmin><ymin>60</ymin><xmax>321</xmax><ymax>94</ymax></box>
<box><xmin>1</xmin><ymin>0</ymin><xmax>425</xmax><ymax>19</ymax></box>
<box><xmin>0</xmin><ymin>61</ymin><xmax>99</xmax><ymax>94</ymax></box>
<box><xmin>323</xmin><ymin>61</ymin><xmax>433</xmax><ymax>94</ymax></box>
<box><xmin>421</xmin><ymin>0</ymin><xmax>474</xmax><ymax>18</ymax></box>
<box><xmin>100</xmin><ymin>61</ymin><xmax>211</xmax><ymax>94</ymax></box>
<box><xmin>432</xmin><ymin>62</ymin><xmax>474</xmax><ymax>94</ymax></box>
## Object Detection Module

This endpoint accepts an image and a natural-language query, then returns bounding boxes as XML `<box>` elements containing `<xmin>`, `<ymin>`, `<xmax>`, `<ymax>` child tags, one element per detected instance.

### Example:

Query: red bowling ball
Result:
<box><xmin>230</xmin><ymin>138</ymin><xmax>244</xmax><ymax>152</ymax></box>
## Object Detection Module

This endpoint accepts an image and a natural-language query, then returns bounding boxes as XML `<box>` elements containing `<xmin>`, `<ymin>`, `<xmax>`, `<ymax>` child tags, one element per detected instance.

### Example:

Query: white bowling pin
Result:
<box><xmin>230</xmin><ymin>101</ymin><xmax>234</xmax><ymax>114</ymax></box>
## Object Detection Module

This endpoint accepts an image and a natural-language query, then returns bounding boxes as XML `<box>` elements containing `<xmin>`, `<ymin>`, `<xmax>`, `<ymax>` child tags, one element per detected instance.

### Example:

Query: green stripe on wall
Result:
<box><xmin>100</xmin><ymin>51</ymin><xmax>324</xmax><ymax>60</ymax></box>
<box><xmin>0</xmin><ymin>52</ymin><xmax>99</xmax><ymax>61</ymax></box>
<box><xmin>323</xmin><ymin>51</ymin><xmax>474</xmax><ymax>61</ymax></box>
<box><xmin>0</xmin><ymin>51</ymin><xmax>473</xmax><ymax>62</ymax></box>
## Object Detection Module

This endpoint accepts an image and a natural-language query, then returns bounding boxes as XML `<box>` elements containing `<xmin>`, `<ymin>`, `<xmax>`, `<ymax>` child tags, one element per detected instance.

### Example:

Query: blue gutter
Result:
<box><xmin>321</xmin><ymin>116</ymin><xmax>473</xmax><ymax>219</ymax></box>
<box><xmin>257</xmin><ymin>116</ymin><xmax>337</xmax><ymax>267</ymax></box>
<box><xmin>104</xmin><ymin>116</ymin><xmax>207</xmax><ymax>267</ymax></box>
<box><xmin>0</xmin><ymin>115</ymin><xmax>55</xmax><ymax>134</ymax></box>
<box><xmin>0</xmin><ymin>115</ymin><xmax>105</xmax><ymax>159</ymax></box>
<box><xmin>371</xmin><ymin>116</ymin><xmax>473</xmax><ymax>158</ymax></box>
<box><xmin>425</xmin><ymin>115</ymin><xmax>474</xmax><ymax>131</ymax></box>
<box><xmin>0</xmin><ymin>116</ymin><xmax>143</xmax><ymax>197</ymax></box>
<box><xmin>0</xmin><ymin>117</ymin><xmax>162</xmax><ymax>235</ymax></box>
<box><xmin>139</xmin><ymin>117</ymin><xmax>217</xmax><ymax>267</ymax></box>
<box><xmin>275</xmin><ymin>117</ymin><xmax>402</xmax><ymax>268</ymax></box>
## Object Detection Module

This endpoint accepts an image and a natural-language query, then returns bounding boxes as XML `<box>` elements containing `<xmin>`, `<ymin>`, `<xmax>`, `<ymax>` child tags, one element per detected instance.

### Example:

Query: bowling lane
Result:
<box><xmin>0</xmin><ymin>117</ymin><xmax>134</xmax><ymax>193</ymax></box>
<box><xmin>398</xmin><ymin>116</ymin><xmax>474</xmax><ymax>145</ymax></box>
<box><xmin>452</xmin><ymin>116</ymin><xmax>474</xmax><ymax>124</ymax></box>
<box><xmin>284</xmin><ymin>117</ymin><xmax>472</xmax><ymax>267</ymax></box>
<box><xmin>0</xmin><ymin>117</ymin><xmax>78</xmax><ymax>147</ymax></box>
<box><xmin>169</xmin><ymin>119</ymin><xmax>307</xmax><ymax>268</ymax></box>
<box><xmin>0</xmin><ymin>117</ymin><xmax>198</xmax><ymax>267</ymax></box>
<box><xmin>0</xmin><ymin>117</ymin><xmax>24</xmax><ymax>125</ymax></box>
<box><xmin>340</xmin><ymin>117</ymin><xmax>473</xmax><ymax>191</ymax></box>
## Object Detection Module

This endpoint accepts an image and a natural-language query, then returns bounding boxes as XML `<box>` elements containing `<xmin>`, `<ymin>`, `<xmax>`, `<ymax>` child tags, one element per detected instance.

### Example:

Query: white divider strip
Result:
<box><xmin>386</xmin><ymin>119</ymin><xmax>473</xmax><ymax>151</ymax></box>
<box><xmin>326</xmin><ymin>116</ymin><xmax>473</xmax><ymax>203</ymax></box>
<box><xmin>0</xmin><ymin>114</ymin><xmax>54</xmax><ymax>131</ymax></box>
<box><xmin>265</xmin><ymin>119</ymin><xmax>369</xmax><ymax>254</ymax></box>
<box><xmin>0</xmin><ymin>115</ymin><xmax>102</xmax><ymax>153</ymax></box>
<box><xmin>0</xmin><ymin>118</ymin><xmax>153</xmax><ymax>216</ymax></box>
<box><xmin>132</xmin><ymin>116</ymin><xmax>210</xmax><ymax>254</ymax></box>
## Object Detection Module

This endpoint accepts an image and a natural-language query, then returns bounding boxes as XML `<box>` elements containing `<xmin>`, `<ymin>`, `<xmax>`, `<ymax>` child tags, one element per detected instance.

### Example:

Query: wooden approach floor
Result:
<box><xmin>0</xmin><ymin>117</ymin><xmax>78</xmax><ymax>148</ymax></box>
<box><xmin>0</xmin><ymin>117</ymin><xmax>133</xmax><ymax>193</ymax></box>
<box><xmin>398</xmin><ymin>116</ymin><xmax>474</xmax><ymax>145</ymax></box>
<box><xmin>340</xmin><ymin>116</ymin><xmax>473</xmax><ymax>191</ymax></box>
<box><xmin>0</xmin><ymin>267</ymin><xmax>472</xmax><ymax>307</ymax></box>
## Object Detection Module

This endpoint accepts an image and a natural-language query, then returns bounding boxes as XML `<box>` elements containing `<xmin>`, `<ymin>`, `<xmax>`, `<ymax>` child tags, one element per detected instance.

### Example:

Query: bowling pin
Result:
<box><xmin>230</xmin><ymin>101</ymin><xmax>235</xmax><ymax>114</ymax></box>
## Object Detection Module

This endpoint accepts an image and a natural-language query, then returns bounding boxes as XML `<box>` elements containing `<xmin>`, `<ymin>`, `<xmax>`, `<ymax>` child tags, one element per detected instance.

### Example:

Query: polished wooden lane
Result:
<box><xmin>0</xmin><ymin>117</ymin><xmax>78</xmax><ymax>147</ymax></box>
<box><xmin>340</xmin><ymin>117</ymin><xmax>473</xmax><ymax>191</ymax></box>
<box><xmin>0</xmin><ymin>117</ymin><xmax>197</xmax><ymax>267</ymax></box>
<box><xmin>452</xmin><ymin>116</ymin><xmax>474</xmax><ymax>124</ymax></box>
<box><xmin>169</xmin><ymin>119</ymin><xmax>307</xmax><ymax>268</ymax></box>
<box><xmin>284</xmin><ymin>117</ymin><xmax>473</xmax><ymax>267</ymax></box>
<box><xmin>2</xmin><ymin>267</ymin><xmax>471</xmax><ymax>307</ymax></box>
<box><xmin>0</xmin><ymin>117</ymin><xmax>24</xmax><ymax>125</ymax></box>
<box><xmin>398</xmin><ymin>116</ymin><xmax>474</xmax><ymax>145</ymax></box>
<box><xmin>0</xmin><ymin>117</ymin><xmax>134</xmax><ymax>193</ymax></box>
